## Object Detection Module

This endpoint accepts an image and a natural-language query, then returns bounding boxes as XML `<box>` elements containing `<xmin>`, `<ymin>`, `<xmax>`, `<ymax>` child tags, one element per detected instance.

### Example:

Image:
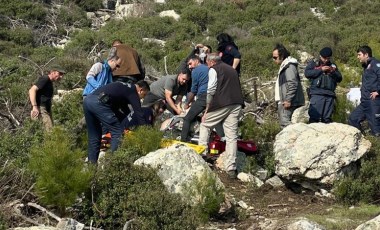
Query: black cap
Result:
<box><xmin>50</xmin><ymin>65</ymin><xmax>66</xmax><ymax>74</ymax></box>
<box><xmin>319</xmin><ymin>47</ymin><xmax>332</xmax><ymax>58</ymax></box>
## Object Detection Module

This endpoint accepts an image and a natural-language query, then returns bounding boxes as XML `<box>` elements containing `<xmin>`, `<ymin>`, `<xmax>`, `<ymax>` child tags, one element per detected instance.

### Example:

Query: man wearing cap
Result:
<box><xmin>305</xmin><ymin>47</ymin><xmax>342</xmax><ymax>123</ymax></box>
<box><xmin>348</xmin><ymin>45</ymin><xmax>380</xmax><ymax>136</ymax></box>
<box><xmin>29</xmin><ymin>65</ymin><xmax>65</xmax><ymax>131</ymax></box>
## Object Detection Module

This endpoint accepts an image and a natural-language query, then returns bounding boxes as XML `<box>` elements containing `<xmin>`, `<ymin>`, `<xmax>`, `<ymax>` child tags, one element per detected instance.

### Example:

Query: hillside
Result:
<box><xmin>2</xmin><ymin>0</ymin><xmax>380</xmax><ymax>229</ymax></box>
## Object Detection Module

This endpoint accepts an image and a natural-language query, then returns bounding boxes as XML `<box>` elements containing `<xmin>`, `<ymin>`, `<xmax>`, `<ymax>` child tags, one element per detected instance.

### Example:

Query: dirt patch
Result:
<box><xmin>205</xmin><ymin>170</ymin><xmax>335</xmax><ymax>229</ymax></box>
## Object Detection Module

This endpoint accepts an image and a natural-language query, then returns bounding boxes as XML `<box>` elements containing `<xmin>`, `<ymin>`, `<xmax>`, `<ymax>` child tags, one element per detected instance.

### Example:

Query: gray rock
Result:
<box><xmin>275</xmin><ymin>123</ymin><xmax>371</xmax><ymax>188</ymax></box>
<box><xmin>134</xmin><ymin>144</ymin><xmax>224</xmax><ymax>205</ymax></box>
<box><xmin>355</xmin><ymin>214</ymin><xmax>380</xmax><ymax>230</ymax></box>
<box><xmin>287</xmin><ymin>219</ymin><xmax>326</xmax><ymax>230</ymax></box>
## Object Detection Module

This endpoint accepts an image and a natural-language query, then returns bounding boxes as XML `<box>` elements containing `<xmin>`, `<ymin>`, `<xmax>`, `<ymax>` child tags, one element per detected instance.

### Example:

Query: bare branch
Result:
<box><xmin>27</xmin><ymin>202</ymin><xmax>62</xmax><ymax>222</ymax></box>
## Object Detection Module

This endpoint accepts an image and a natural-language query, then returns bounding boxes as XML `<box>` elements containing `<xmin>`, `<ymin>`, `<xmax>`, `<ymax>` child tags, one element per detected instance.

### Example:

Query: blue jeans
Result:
<box><xmin>83</xmin><ymin>94</ymin><xmax>123</xmax><ymax>163</ymax></box>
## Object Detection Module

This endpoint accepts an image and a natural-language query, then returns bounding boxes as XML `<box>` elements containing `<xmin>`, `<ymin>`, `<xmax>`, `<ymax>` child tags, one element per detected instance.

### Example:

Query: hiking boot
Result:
<box><xmin>226</xmin><ymin>170</ymin><xmax>237</xmax><ymax>179</ymax></box>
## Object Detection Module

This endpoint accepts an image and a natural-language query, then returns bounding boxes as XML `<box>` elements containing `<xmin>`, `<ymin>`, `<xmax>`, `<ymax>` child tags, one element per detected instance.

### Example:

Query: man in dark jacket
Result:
<box><xmin>305</xmin><ymin>47</ymin><xmax>342</xmax><ymax>123</ymax></box>
<box><xmin>198</xmin><ymin>53</ymin><xmax>244</xmax><ymax>179</ymax></box>
<box><xmin>83</xmin><ymin>80</ymin><xmax>150</xmax><ymax>163</ymax></box>
<box><xmin>348</xmin><ymin>45</ymin><xmax>380</xmax><ymax>136</ymax></box>
<box><xmin>272</xmin><ymin>44</ymin><xmax>305</xmax><ymax>128</ymax></box>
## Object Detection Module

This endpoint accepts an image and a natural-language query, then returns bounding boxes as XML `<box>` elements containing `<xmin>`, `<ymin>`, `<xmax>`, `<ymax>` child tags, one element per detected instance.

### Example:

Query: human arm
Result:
<box><xmin>304</xmin><ymin>60</ymin><xmax>323</xmax><ymax>79</ymax></box>
<box><xmin>29</xmin><ymin>85</ymin><xmax>39</xmax><ymax>118</ymax></box>
<box><xmin>232</xmin><ymin>58</ymin><xmax>240</xmax><ymax>70</ymax></box>
<box><xmin>330</xmin><ymin>64</ymin><xmax>342</xmax><ymax>83</ymax></box>
<box><xmin>184</xmin><ymin>92</ymin><xmax>195</xmax><ymax>110</ymax></box>
<box><xmin>164</xmin><ymin>89</ymin><xmax>182</xmax><ymax>114</ymax></box>
<box><xmin>86</xmin><ymin>63</ymin><xmax>103</xmax><ymax>88</ymax></box>
<box><xmin>202</xmin><ymin>68</ymin><xmax>217</xmax><ymax>122</ymax></box>
<box><xmin>283</xmin><ymin>65</ymin><xmax>299</xmax><ymax>109</ymax></box>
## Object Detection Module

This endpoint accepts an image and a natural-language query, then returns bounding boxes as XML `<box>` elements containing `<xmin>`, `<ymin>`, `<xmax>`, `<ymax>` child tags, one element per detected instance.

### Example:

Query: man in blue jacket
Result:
<box><xmin>349</xmin><ymin>45</ymin><xmax>380</xmax><ymax>136</ymax></box>
<box><xmin>82</xmin><ymin>54</ymin><xmax>121</xmax><ymax>97</ymax></box>
<box><xmin>305</xmin><ymin>47</ymin><xmax>342</xmax><ymax>123</ymax></box>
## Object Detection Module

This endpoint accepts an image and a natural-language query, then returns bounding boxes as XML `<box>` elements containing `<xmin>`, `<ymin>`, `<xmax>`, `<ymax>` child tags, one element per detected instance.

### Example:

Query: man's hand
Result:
<box><xmin>201</xmin><ymin>112</ymin><xmax>207</xmax><ymax>123</ymax></box>
<box><xmin>283</xmin><ymin>100</ymin><xmax>291</xmax><ymax>109</ymax></box>
<box><xmin>370</xmin><ymin>91</ymin><xmax>379</xmax><ymax>100</ymax></box>
<box><xmin>30</xmin><ymin>106</ymin><xmax>39</xmax><ymax>119</ymax></box>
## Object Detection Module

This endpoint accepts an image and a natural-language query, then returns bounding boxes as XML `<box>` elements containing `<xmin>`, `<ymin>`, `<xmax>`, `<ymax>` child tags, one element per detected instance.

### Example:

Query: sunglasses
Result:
<box><xmin>272</xmin><ymin>56</ymin><xmax>279</xmax><ymax>60</ymax></box>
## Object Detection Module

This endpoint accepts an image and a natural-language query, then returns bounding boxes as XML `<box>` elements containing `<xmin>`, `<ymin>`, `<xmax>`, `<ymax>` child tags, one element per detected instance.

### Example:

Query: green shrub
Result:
<box><xmin>240</xmin><ymin>115</ymin><xmax>281</xmax><ymax>175</ymax></box>
<box><xmin>332</xmin><ymin>92</ymin><xmax>355</xmax><ymax>124</ymax></box>
<box><xmin>28</xmin><ymin>127</ymin><xmax>92</xmax><ymax>214</ymax></box>
<box><xmin>123</xmin><ymin>125</ymin><xmax>164</xmax><ymax>157</ymax></box>
<box><xmin>53</xmin><ymin>89</ymin><xmax>84</xmax><ymax>130</ymax></box>
<box><xmin>7</xmin><ymin>27</ymin><xmax>34</xmax><ymax>46</ymax></box>
<box><xmin>90</xmin><ymin>152</ymin><xmax>200</xmax><ymax>229</ymax></box>
<box><xmin>0</xmin><ymin>121</ymin><xmax>44</xmax><ymax>164</ymax></box>
<box><xmin>183</xmin><ymin>172</ymin><xmax>225</xmax><ymax>222</ymax></box>
<box><xmin>69</xmin><ymin>0</ymin><xmax>103</xmax><ymax>12</ymax></box>
<box><xmin>334</xmin><ymin>136</ymin><xmax>380</xmax><ymax>205</ymax></box>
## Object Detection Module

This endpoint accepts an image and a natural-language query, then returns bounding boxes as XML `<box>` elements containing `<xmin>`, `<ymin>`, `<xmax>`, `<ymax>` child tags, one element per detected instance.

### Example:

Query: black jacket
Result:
<box><xmin>305</xmin><ymin>59</ymin><xmax>342</xmax><ymax>97</ymax></box>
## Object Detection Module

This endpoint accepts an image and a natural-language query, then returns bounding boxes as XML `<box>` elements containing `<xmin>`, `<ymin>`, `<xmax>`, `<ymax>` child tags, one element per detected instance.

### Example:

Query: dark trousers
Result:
<box><xmin>308</xmin><ymin>94</ymin><xmax>334</xmax><ymax>123</ymax></box>
<box><xmin>83</xmin><ymin>94</ymin><xmax>123</xmax><ymax>163</ymax></box>
<box><xmin>180</xmin><ymin>94</ymin><xmax>206</xmax><ymax>142</ymax></box>
<box><xmin>348</xmin><ymin>99</ymin><xmax>380</xmax><ymax>135</ymax></box>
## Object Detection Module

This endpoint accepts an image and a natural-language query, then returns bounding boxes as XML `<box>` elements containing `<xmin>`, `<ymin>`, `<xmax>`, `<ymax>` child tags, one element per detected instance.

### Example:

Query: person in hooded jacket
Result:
<box><xmin>348</xmin><ymin>45</ymin><xmax>380</xmax><ymax>136</ymax></box>
<box><xmin>305</xmin><ymin>47</ymin><xmax>342</xmax><ymax>123</ymax></box>
<box><xmin>216</xmin><ymin>33</ymin><xmax>241</xmax><ymax>76</ymax></box>
<box><xmin>272</xmin><ymin>43</ymin><xmax>305</xmax><ymax>128</ymax></box>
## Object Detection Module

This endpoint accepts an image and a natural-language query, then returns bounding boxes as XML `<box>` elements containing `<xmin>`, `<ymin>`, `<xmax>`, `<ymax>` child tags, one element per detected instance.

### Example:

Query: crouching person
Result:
<box><xmin>83</xmin><ymin>80</ymin><xmax>150</xmax><ymax>163</ymax></box>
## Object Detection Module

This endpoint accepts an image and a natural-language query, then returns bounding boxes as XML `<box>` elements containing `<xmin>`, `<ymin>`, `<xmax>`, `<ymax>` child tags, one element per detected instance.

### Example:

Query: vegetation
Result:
<box><xmin>28</xmin><ymin>127</ymin><xmax>93</xmax><ymax>214</ymax></box>
<box><xmin>1</xmin><ymin>0</ymin><xmax>380</xmax><ymax>228</ymax></box>
<box><xmin>87</xmin><ymin>152</ymin><xmax>200</xmax><ymax>229</ymax></box>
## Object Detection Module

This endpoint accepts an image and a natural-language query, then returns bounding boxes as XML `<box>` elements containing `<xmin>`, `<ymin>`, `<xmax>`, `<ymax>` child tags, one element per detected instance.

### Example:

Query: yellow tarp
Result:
<box><xmin>161</xmin><ymin>139</ymin><xmax>206</xmax><ymax>154</ymax></box>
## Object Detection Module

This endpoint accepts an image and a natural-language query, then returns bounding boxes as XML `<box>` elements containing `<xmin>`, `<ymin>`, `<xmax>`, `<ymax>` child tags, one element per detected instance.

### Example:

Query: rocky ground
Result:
<box><xmin>202</xmin><ymin>169</ymin><xmax>336</xmax><ymax>230</ymax></box>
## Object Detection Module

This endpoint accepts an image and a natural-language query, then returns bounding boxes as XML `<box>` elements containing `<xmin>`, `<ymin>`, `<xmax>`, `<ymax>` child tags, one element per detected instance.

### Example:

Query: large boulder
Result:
<box><xmin>355</xmin><ymin>214</ymin><xmax>380</xmax><ymax>230</ymax></box>
<box><xmin>274</xmin><ymin>123</ymin><xmax>371</xmax><ymax>188</ymax></box>
<box><xmin>134</xmin><ymin>144</ymin><xmax>224</xmax><ymax>205</ymax></box>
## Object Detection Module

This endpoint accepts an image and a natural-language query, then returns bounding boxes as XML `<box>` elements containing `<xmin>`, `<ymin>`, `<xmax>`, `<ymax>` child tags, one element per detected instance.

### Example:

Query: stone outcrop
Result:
<box><xmin>134</xmin><ymin>144</ymin><xmax>225</xmax><ymax>205</ymax></box>
<box><xmin>274</xmin><ymin>122</ymin><xmax>371</xmax><ymax>189</ymax></box>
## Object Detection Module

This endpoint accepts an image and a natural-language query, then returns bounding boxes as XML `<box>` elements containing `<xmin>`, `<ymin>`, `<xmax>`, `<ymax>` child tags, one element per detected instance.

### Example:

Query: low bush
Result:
<box><xmin>89</xmin><ymin>152</ymin><xmax>200</xmax><ymax>229</ymax></box>
<box><xmin>240</xmin><ymin>114</ymin><xmax>281</xmax><ymax>175</ymax></box>
<box><xmin>183</xmin><ymin>172</ymin><xmax>225</xmax><ymax>222</ymax></box>
<box><xmin>122</xmin><ymin>125</ymin><xmax>164</xmax><ymax>158</ymax></box>
<box><xmin>28</xmin><ymin>127</ymin><xmax>92</xmax><ymax>214</ymax></box>
<box><xmin>334</xmin><ymin>136</ymin><xmax>380</xmax><ymax>205</ymax></box>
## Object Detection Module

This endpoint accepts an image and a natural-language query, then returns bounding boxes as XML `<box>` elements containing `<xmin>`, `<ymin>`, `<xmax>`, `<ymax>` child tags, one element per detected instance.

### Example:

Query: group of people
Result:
<box><xmin>272</xmin><ymin>44</ymin><xmax>380</xmax><ymax>138</ymax></box>
<box><xmin>27</xmin><ymin>31</ymin><xmax>380</xmax><ymax>178</ymax></box>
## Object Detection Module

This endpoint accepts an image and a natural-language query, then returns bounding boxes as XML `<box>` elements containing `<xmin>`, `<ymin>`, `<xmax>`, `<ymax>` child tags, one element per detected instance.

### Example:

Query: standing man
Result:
<box><xmin>83</xmin><ymin>80</ymin><xmax>150</xmax><ymax>163</ymax></box>
<box><xmin>198</xmin><ymin>53</ymin><xmax>244</xmax><ymax>179</ymax></box>
<box><xmin>305</xmin><ymin>47</ymin><xmax>342</xmax><ymax>123</ymax></box>
<box><xmin>82</xmin><ymin>54</ymin><xmax>121</xmax><ymax>97</ymax></box>
<box><xmin>29</xmin><ymin>65</ymin><xmax>65</xmax><ymax>131</ymax></box>
<box><xmin>142</xmin><ymin>69</ymin><xmax>190</xmax><ymax>115</ymax></box>
<box><xmin>180</xmin><ymin>55</ymin><xmax>209</xmax><ymax>142</ymax></box>
<box><xmin>111</xmin><ymin>39</ymin><xmax>145</xmax><ymax>84</ymax></box>
<box><xmin>348</xmin><ymin>45</ymin><xmax>380</xmax><ymax>136</ymax></box>
<box><xmin>272</xmin><ymin>43</ymin><xmax>305</xmax><ymax>128</ymax></box>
